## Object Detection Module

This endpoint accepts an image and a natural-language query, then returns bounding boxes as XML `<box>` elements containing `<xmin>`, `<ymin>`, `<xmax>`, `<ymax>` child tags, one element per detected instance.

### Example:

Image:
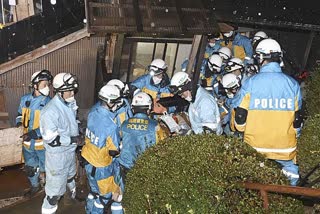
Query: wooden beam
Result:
<box><xmin>132</xmin><ymin>0</ymin><xmax>143</xmax><ymax>32</ymax></box>
<box><xmin>302</xmin><ymin>31</ymin><xmax>315</xmax><ymax>69</ymax></box>
<box><xmin>0</xmin><ymin>28</ymin><xmax>90</xmax><ymax>74</ymax></box>
<box><xmin>112</xmin><ymin>34</ymin><xmax>125</xmax><ymax>79</ymax></box>
<box><xmin>84</xmin><ymin>0</ymin><xmax>92</xmax><ymax>33</ymax></box>
<box><xmin>192</xmin><ymin>35</ymin><xmax>207</xmax><ymax>100</ymax></box>
<box><xmin>186</xmin><ymin>35</ymin><xmax>202</xmax><ymax>76</ymax></box>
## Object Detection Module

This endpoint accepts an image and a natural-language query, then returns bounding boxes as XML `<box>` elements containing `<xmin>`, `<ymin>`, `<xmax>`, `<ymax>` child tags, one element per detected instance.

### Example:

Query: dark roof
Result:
<box><xmin>206</xmin><ymin>0</ymin><xmax>320</xmax><ymax>32</ymax></box>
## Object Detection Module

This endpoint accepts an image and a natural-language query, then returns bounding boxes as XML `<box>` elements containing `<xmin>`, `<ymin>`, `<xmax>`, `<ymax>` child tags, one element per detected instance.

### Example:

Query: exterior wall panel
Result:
<box><xmin>0</xmin><ymin>36</ymin><xmax>105</xmax><ymax>125</ymax></box>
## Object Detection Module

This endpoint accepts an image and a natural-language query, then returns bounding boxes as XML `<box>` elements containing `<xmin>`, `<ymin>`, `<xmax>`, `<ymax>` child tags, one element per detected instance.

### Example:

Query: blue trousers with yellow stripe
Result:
<box><xmin>84</xmin><ymin>164</ymin><xmax>123</xmax><ymax>214</ymax></box>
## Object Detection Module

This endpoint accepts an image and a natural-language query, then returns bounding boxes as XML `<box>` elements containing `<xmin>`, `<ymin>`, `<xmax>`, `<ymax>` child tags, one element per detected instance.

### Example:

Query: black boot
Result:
<box><xmin>24</xmin><ymin>186</ymin><xmax>40</xmax><ymax>198</ymax></box>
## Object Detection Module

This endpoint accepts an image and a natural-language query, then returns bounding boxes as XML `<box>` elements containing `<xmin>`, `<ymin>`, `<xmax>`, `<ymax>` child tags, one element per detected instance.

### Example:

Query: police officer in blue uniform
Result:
<box><xmin>16</xmin><ymin>70</ymin><xmax>53</xmax><ymax>196</ymax></box>
<box><xmin>81</xmin><ymin>84</ymin><xmax>123</xmax><ymax>214</ymax></box>
<box><xmin>118</xmin><ymin>92</ymin><xmax>167</xmax><ymax>193</ymax></box>
<box><xmin>106</xmin><ymin>79</ymin><xmax>133</xmax><ymax>128</ymax></box>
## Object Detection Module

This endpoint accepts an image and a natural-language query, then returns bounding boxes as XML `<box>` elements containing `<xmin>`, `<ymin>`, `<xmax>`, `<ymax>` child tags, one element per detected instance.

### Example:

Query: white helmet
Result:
<box><xmin>223</xmin><ymin>30</ymin><xmax>234</xmax><ymax>38</ymax></box>
<box><xmin>255</xmin><ymin>38</ymin><xmax>282</xmax><ymax>56</ymax></box>
<box><xmin>221</xmin><ymin>73</ymin><xmax>241</xmax><ymax>99</ymax></box>
<box><xmin>131</xmin><ymin>92</ymin><xmax>152</xmax><ymax>110</ymax></box>
<box><xmin>170</xmin><ymin>72</ymin><xmax>192</xmax><ymax>95</ymax></box>
<box><xmin>207</xmin><ymin>54</ymin><xmax>222</xmax><ymax>72</ymax></box>
<box><xmin>107</xmin><ymin>79</ymin><xmax>129</xmax><ymax>95</ymax></box>
<box><xmin>53</xmin><ymin>73</ymin><xmax>78</xmax><ymax>92</ymax></box>
<box><xmin>225</xmin><ymin>57</ymin><xmax>244</xmax><ymax>73</ymax></box>
<box><xmin>98</xmin><ymin>85</ymin><xmax>121</xmax><ymax>104</ymax></box>
<box><xmin>148</xmin><ymin>59</ymin><xmax>168</xmax><ymax>76</ymax></box>
<box><xmin>218</xmin><ymin>47</ymin><xmax>232</xmax><ymax>61</ymax></box>
<box><xmin>30</xmin><ymin>70</ymin><xmax>53</xmax><ymax>86</ymax></box>
<box><xmin>253</xmin><ymin>31</ymin><xmax>268</xmax><ymax>43</ymax></box>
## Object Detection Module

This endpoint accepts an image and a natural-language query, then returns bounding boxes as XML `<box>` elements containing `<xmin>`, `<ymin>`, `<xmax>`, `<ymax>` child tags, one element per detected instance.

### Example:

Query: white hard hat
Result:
<box><xmin>170</xmin><ymin>72</ymin><xmax>191</xmax><ymax>95</ymax></box>
<box><xmin>107</xmin><ymin>79</ymin><xmax>125</xmax><ymax>91</ymax></box>
<box><xmin>98</xmin><ymin>85</ymin><xmax>121</xmax><ymax>104</ymax></box>
<box><xmin>170</xmin><ymin>71</ymin><xmax>190</xmax><ymax>87</ymax></box>
<box><xmin>131</xmin><ymin>92</ymin><xmax>152</xmax><ymax>110</ymax></box>
<box><xmin>255</xmin><ymin>38</ymin><xmax>282</xmax><ymax>56</ymax></box>
<box><xmin>207</xmin><ymin>54</ymin><xmax>222</xmax><ymax>72</ymax></box>
<box><xmin>218</xmin><ymin>47</ymin><xmax>232</xmax><ymax>60</ymax></box>
<box><xmin>221</xmin><ymin>73</ymin><xmax>241</xmax><ymax>98</ymax></box>
<box><xmin>30</xmin><ymin>70</ymin><xmax>53</xmax><ymax>85</ymax></box>
<box><xmin>223</xmin><ymin>30</ymin><xmax>234</xmax><ymax>38</ymax></box>
<box><xmin>225</xmin><ymin>57</ymin><xmax>244</xmax><ymax>73</ymax></box>
<box><xmin>253</xmin><ymin>31</ymin><xmax>268</xmax><ymax>42</ymax></box>
<box><xmin>53</xmin><ymin>73</ymin><xmax>78</xmax><ymax>92</ymax></box>
<box><xmin>222</xmin><ymin>73</ymin><xmax>241</xmax><ymax>89</ymax></box>
<box><xmin>148</xmin><ymin>59</ymin><xmax>168</xmax><ymax>76</ymax></box>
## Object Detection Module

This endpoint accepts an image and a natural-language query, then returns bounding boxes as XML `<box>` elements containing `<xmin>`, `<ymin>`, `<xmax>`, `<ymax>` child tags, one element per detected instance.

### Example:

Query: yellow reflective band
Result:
<box><xmin>253</xmin><ymin>147</ymin><xmax>296</xmax><ymax>153</ymax></box>
<box><xmin>33</xmin><ymin>110</ymin><xmax>41</xmax><ymax>130</ymax></box>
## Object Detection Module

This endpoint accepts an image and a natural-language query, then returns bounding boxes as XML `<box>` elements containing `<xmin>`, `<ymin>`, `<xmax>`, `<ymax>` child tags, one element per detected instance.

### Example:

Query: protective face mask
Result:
<box><xmin>152</xmin><ymin>75</ymin><xmax>162</xmax><ymax>85</ymax></box>
<box><xmin>184</xmin><ymin>95</ymin><xmax>192</xmax><ymax>102</ymax></box>
<box><xmin>208</xmin><ymin>42</ymin><xmax>215</xmax><ymax>47</ymax></box>
<box><xmin>39</xmin><ymin>86</ymin><xmax>50</xmax><ymax>96</ymax></box>
<box><xmin>65</xmin><ymin>96</ymin><xmax>76</xmax><ymax>103</ymax></box>
<box><xmin>226</xmin><ymin>93</ymin><xmax>234</xmax><ymax>99</ymax></box>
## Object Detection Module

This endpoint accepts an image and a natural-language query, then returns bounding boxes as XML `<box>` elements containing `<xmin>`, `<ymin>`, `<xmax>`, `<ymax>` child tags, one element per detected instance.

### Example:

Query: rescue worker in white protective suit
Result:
<box><xmin>81</xmin><ymin>84</ymin><xmax>123</xmax><ymax>214</ymax></box>
<box><xmin>106</xmin><ymin>79</ymin><xmax>133</xmax><ymax>128</ymax></box>
<box><xmin>235</xmin><ymin>39</ymin><xmax>303</xmax><ymax>186</ymax></box>
<box><xmin>40</xmin><ymin>73</ymin><xmax>82</xmax><ymax>214</ymax></box>
<box><xmin>16</xmin><ymin>70</ymin><xmax>53</xmax><ymax>196</ymax></box>
<box><xmin>170</xmin><ymin>72</ymin><xmax>222</xmax><ymax>135</ymax></box>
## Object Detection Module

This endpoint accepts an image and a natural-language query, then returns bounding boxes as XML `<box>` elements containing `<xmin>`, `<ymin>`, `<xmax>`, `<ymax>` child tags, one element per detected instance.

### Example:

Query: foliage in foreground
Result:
<box><xmin>123</xmin><ymin>134</ymin><xmax>304</xmax><ymax>213</ymax></box>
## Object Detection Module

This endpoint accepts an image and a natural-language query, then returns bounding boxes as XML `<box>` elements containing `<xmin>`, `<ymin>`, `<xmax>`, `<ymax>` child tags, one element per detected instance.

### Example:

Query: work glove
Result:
<box><xmin>20</xmin><ymin>130</ymin><xmax>38</xmax><ymax>141</ymax></box>
<box><xmin>70</xmin><ymin>135</ymin><xmax>85</xmax><ymax>146</ymax></box>
<box><xmin>109</xmin><ymin>150</ymin><xmax>120</xmax><ymax>157</ymax></box>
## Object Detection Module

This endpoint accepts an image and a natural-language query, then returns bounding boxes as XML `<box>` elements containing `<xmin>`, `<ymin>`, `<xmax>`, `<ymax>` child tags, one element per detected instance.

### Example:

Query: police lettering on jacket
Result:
<box><xmin>254</xmin><ymin>98</ymin><xmax>293</xmax><ymax>109</ymax></box>
<box><xmin>85</xmin><ymin>128</ymin><xmax>99</xmax><ymax>145</ymax></box>
<box><xmin>126</xmin><ymin>118</ymin><xmax>149</xmax><ymax>130</ymax></box>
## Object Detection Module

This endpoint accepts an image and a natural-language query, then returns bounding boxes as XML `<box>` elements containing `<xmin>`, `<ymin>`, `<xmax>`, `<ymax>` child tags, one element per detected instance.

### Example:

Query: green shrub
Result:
<box><xmin>123</xmin><ymin>134</ymin><xmax>304</xmax><ymax>213</ymax></box>
<box><xmin>298</xmin><ymin>114</ymin><xmax>320</xmax><ymax>188</ymax></box>
<box><xmin>304</xmin><ymin>67</ymin><xmax>320</xmax><ymax>117</ymax></box>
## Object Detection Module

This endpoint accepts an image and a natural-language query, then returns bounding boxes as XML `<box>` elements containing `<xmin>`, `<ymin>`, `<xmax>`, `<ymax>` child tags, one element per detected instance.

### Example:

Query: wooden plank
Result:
<box><xmin>302</xmin><ymin>31</ymin><xmax>315</xmax><ymax>69</ymax></box>
<box><xmin>0</xmin><ymin>127</ymin><xmax>23</xmax><ymax>167</ymax></box>
<box><xmin>186</xmin><ymin>35</ymin><xmax>202</xmax><ymax>76</ymax></box>
<box><xmin>0</xmin><ymin>28</ymin><xmax>90</xmax><ymax>74</ymax></box>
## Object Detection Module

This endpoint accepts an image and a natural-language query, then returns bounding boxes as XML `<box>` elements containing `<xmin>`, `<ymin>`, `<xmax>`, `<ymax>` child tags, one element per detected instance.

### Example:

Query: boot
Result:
<box><xmin>24</xmin><ymin>186</ymin><xmax>40</xmax><ymax>198</ymax></box>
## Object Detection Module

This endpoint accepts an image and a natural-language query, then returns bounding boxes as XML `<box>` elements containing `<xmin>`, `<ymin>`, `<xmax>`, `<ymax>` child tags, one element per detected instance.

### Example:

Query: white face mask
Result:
<box><xmin>226</xmin><ymin>93</ymin><xmax>234</xmax><ymax>99</ymax></box>
<box><xmin>65</xmin><ymin>96</ymin><xmax>76</xmax><ymax>103</ymax></box>
<box><xmin>208</xmin><ymin>42</ymin><xmax>215</xmax><ymax>47</ymax></box>
<box><xmin>185</xmin><ymin>95</ymin><xmax>192</xmax><ymax>102</ymax></box>
<box><xmin>39</xmin><ymin>86</ymin><xmax>50</xmax><ymax>96</ymax></box>
<box><xmin>152</xmin><ymin>75</ymin><xmax>162</xmax><ymax>85</ymax></box>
